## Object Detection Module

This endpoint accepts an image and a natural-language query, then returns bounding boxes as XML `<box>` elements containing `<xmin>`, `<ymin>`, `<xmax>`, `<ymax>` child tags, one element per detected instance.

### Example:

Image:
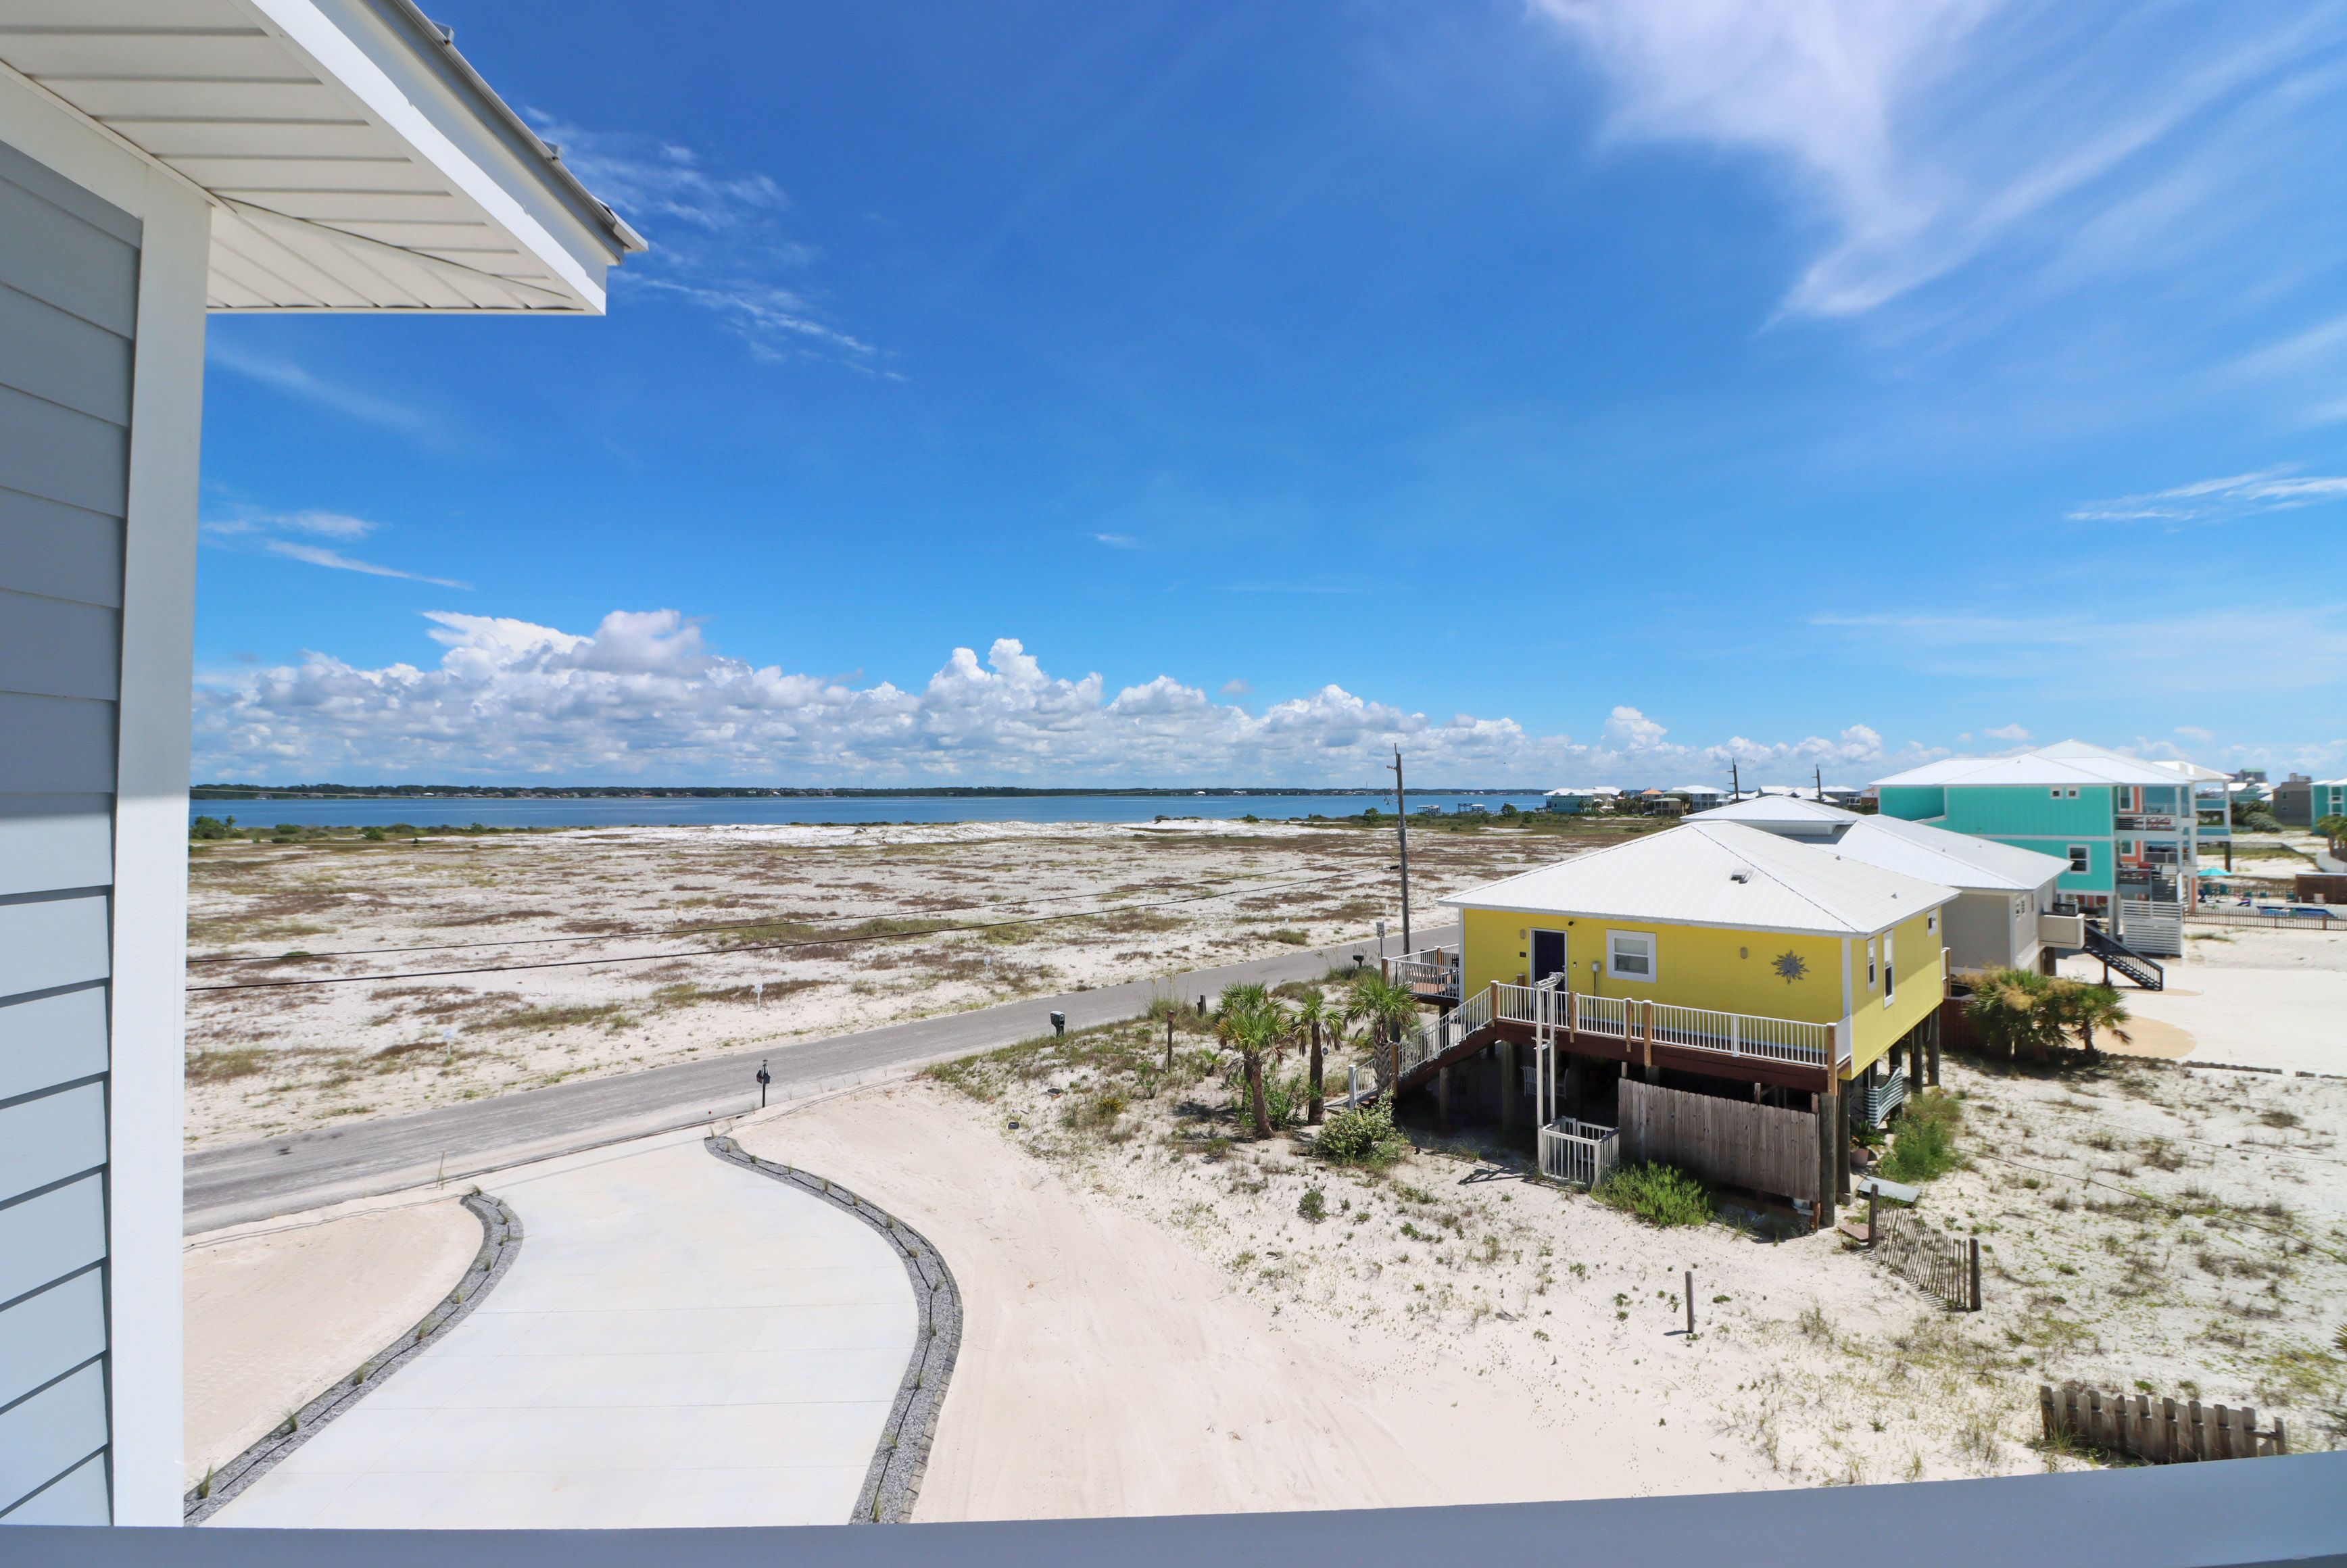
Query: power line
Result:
<box><xmin>183</xmin><ymin>873</ymin><xmax>1314</xmax><ymax>966</ymax></box>
<box><xmin>185</xmin><ymin>873</ymin><xmax>1379</xmax><ymax>994</ymax></box>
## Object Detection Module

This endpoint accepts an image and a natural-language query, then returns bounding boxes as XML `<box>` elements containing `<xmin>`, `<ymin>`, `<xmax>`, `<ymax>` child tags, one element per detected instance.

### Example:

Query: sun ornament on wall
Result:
<box><xmin>1772</xmin><ymin>951</ymin><xmax>1808</xmax><ymax>983</ymax></box>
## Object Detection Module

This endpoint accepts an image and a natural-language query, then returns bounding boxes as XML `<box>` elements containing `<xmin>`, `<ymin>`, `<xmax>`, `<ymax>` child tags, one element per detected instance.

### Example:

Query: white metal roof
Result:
<box><xmin>1830</xmin><ymin>816</ymin><xmax>2068</xmax><ymax>893</ymax></box>
<box><xmin>1441</xmin><ymin>820</ymin><xmax>1954</xmax><ymax>937</ymax></box>
<box><xmin>0</xmin><ymin>0</ymin><xmax>643</xmax><ymax>312</ymax></box>
<box><xmin>1690</xmin><ymin>795</ymin><xmax>1860</xmax><ymax>831</ymax></box>
<box><xmin>1873</xmin><ymin>748</ymin><xmax>2183</xmax><ymax>789</ymax></box>
<box><xmin>2035</xmin><ymin>739</ymin><xmax>2229</xmax><ymax>784</ymax></box>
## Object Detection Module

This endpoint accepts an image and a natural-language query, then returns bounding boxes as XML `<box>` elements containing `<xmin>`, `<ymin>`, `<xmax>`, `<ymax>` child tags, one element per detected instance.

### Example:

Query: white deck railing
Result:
<box><xmin>1495</xmin><ymin>981</ymin><xmax>1835</xmax><ymax>1069</ymax></box>
<box><xmin>1539</xmin><ymin>1117</ymin><xmax>1619</xmax><ymax>1188</ymax></box>
<box><xmin>1388</xmin><ymin>946</ymin><xmax>1462</xmax><ymax>996</ymax></box>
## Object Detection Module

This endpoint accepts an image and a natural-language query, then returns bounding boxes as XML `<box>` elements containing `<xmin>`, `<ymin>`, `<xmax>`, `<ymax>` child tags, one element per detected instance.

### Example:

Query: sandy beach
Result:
<box><xmin>184</xmin><ymin>816</ymin><xmax>1612</xmax><ymax>1147</ymax></box>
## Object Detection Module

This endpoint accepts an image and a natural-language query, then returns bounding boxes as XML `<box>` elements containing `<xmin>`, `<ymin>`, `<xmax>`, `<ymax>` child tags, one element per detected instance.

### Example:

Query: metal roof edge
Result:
<box><xmin>364</xmin><ymin>0</ymin><xmax>646</xmax><ymax>259</ymax></box>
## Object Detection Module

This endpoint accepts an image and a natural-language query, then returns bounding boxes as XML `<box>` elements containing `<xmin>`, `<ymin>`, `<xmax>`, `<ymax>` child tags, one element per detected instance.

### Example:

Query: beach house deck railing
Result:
<box><xmin>1387</xmin><ymin>946</ymin><xmax>1461</xmax><ymax>1000</ymax></box>
<box><xmin>1492</xmin><ymin>982</ymin><xmax>1835</xmax><ymax>1069</ymax></box>
<box><xmin>1538</xmin><ymin>1117</ymin><xmax>1619</xmax><ymax>1188</ymax></box>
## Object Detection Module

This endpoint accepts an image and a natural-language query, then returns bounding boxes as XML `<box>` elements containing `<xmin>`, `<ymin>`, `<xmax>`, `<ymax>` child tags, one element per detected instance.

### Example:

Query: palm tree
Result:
<box><xmin>2057</xmin><ymin>980</ymin><xmax>2132</xmax><ymax>1058</ymax></box>
<box><xmin>1216</xmin><ymin>983</ymin><xmax>1278</xmax><ymax>1139</ymax></box>
<box><xmin>1345</xmin><ymin>972</ymin><xmax>1421</xmax><ymax>1099</ymax></box>
<box><xmin>1293</xmin><ymin>991</ymin><xmax>1332</xmax><ymax>1124</ymax></box>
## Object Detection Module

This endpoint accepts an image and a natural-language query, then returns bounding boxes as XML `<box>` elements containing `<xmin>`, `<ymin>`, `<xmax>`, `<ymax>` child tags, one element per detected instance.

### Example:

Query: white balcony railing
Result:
<box><xmin>1494</xmin><ymin>981</ymin><xmax>1834</xmax><ymax>1069</ymax></box>
<box><xmin>1388</xmin><ymin>946</ymin><xmax>1461</xmax><ymax>996</ymax></box>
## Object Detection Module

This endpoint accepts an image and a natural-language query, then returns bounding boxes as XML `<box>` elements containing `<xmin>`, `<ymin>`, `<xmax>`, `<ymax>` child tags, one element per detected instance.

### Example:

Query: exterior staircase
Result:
<box><xmin>2083</xmin><ymin>921</ymin><xmax>2165</xmax><ymax>990</ymax></box>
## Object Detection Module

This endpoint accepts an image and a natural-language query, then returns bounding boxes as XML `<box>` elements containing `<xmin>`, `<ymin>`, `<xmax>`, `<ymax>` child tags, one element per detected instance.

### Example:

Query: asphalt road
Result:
<box><xmin>183</xmin><ymin>924</ymin><xmax>1461</xmax><ymax>1232</ymax></box>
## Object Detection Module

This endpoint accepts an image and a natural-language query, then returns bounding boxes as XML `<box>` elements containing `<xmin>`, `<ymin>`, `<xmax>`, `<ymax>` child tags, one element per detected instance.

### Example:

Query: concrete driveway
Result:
<box><xmin>208</xmin><ymin>1129</ymin><xmax>913</xmax><ymax>1528</ymax></box>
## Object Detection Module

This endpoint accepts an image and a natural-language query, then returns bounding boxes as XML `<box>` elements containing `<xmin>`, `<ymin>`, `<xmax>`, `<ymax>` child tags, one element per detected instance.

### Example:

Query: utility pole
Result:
<box><xmin>1731</xmin><ymin>758</ymin><xmax>1741</xmax><ymax>802</ymax></box>
<box><xmin>1814</xmin><ymin>764</ymin><xmax>1824</xmax><ymax>803</ymax></box>
<box><xmin>1392</xmin><ymin>746</ymin><xmax>1412</xmax><ymax>954</ymax></box>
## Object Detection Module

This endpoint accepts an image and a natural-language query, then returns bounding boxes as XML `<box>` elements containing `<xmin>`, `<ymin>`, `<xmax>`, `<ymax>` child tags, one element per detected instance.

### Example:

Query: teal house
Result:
<box><xmin>1871</xmin><ymin>741</ymin><xmax>2223</xmax><ymax>956</ymax></box>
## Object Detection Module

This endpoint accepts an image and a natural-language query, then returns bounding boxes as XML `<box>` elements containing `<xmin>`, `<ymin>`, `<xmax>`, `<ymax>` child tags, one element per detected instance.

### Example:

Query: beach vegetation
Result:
<box><xmin>1594</xmin><ymin>1162</ymin><xmax>1713</xmax><ymax>1227</ymax></box>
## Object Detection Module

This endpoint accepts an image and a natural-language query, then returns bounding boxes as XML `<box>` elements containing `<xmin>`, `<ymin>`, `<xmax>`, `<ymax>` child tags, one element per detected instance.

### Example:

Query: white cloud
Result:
<box><xmin>2066</xmin><ymin>469</ymin><xmax>2347</xmax><ymax>524</ymax></box>
<box><xmin>1534</xmin><ymin>1</ymin><xmax>2319</xmax><ymax>318</ymax></box>
<box><xmin>1220</xmin><ymin>678</ymin><xmax>1254</xmax><ymax>698</ymax></box>
<box><xmin>205</xmin><ymin>338</ymin><xmax>447</xmax><ymax>443</ymax></box>
<box><xmin>1983</xmin><ymin>722</ymin><xmax>2031</xmax><ymax>742</ymax></box>
<box><xmin>261</xmin><ymin>541</ymin><xmax>471</xmax><ymax>591</ymax></box>
<box><xmin>1094</xmin><ymin>533</ymin><xmax>1140</xmax><ymax>549</ymax></box>
<box><xmin>201</xmin><ymin>509</ymin><xmax>467</xmax><ymax>589</ymax></box>
<box><xmin>534</xmin><ymin>118</ymin><xmax>875</xmax><ymax>367</ymax></box>
<box><xmin>2174</xmin><ymin>725</ymin><xmax>2213</xmax><ymax>743</ymax></box>
<box><xmin>191</xmin><ymin>610</ymin><xmax>1923</xmax><ymax>787</ymax></box>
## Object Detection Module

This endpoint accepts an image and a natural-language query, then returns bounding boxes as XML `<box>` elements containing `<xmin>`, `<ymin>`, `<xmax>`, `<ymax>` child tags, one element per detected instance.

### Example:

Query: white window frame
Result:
<box><xmin>1605</xmin><ymin>930</ymin><xmax>1656</xmax><ymax>983</ymax></box>
<box><xmin>2049</xmin><ymin>787</ymin><xmax>2061</xmax><ymax>800</ymax></box>
<box><xmin>2066</xmin><ymin>844</ymin><xmax>2090</xmax><ymax>874</ymax></box>
<box><xmin>1866</xmin><ymin>939</ymin><xmax>1877</xmax><ymax>987</ymax></box>
<box><xmin>1882</xmin><ymin>931</ymin><xmax>1896</xmax><ymax>1006</ymax></box>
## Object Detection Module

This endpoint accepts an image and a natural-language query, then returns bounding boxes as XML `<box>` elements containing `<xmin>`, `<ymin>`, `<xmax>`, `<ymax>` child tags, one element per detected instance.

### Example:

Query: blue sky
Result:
<box><xmin>193</xmin><ymin>1</ymin><xmax>2347</xmax><ymax>787</ymax></box>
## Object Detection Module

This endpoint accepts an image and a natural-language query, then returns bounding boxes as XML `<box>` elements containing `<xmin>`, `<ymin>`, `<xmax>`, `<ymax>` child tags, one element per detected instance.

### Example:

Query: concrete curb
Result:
<box><xmin>704</xmin><ymin>1136</ymin><xmax>961</xmax><ymax>1526</ymax></box>
<box><xmin>181</xmin><ymin>1190</ymin><xmax>524</xmax><ymax>1525</ymax></box>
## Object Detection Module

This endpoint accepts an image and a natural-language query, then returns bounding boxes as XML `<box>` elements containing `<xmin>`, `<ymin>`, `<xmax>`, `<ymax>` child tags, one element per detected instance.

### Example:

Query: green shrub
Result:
<box><xmin>1881</xmin><ymin>1090</ymin><xmax>1961</xmax><ymax>1183</ymax></box>
<box><xmin>1260</xmin><ymin>1073</ymin><xmax>1305</xmax><ymax>1131</ymax></box>
<box><xmin>1316</xmin><ymin>1100</ymin><xmax>1407</xmax><ymax>1168</ymax></box>
<box><xmin>361</xmin><ymin>825</ymin><xmax>387</xmax><ymax>841</ymax></box>
<box><xmin>1299</xmin><ymin>1186</ymin><xmax>1328</xmax><ymax>1223</ymax></box>
<box><xmin>189</xmin><ymin>815</ymin><xmax>231</xmax><ymax>840</ymax></box>
<box><xmin>1593</xmin><ymin>1162</ymin><xmax>1713</xmax><ymax>1227</ymax></box>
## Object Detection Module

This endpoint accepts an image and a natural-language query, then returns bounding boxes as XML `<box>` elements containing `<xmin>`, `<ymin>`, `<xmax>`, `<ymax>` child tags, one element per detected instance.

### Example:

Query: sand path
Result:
<box><xmin>185</xmin><ymin>1197</ymin><xmax>481</xmax><ymax>1484</ymax></box>
<box><xmin>737</xmin><ymin>1083</ymin><xmax>1771</xmax><ymax>1520</ymax></box>
<box><xmin>2060</xmin><ymin>933</ymin><xmax>2347</xmax><ymax>1074</ymax></box>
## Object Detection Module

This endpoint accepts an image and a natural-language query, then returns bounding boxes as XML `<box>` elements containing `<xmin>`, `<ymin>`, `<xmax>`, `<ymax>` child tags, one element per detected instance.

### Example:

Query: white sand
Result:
<box><xmin>185</xmin><ymin>818</ymin><xmax>1575</xmax><ymax>1147</ymax></box>
<box><xmin>2063</xmin><ymin>925</ymin><xmax>2347</xmax><ymax>1075</ymax></box>
<box><xmin>184</xmin><ymin>1195</ymin><xmax>481</xmax><ymax>1484</ymax></box>
<box><xmin>737</xmin><ymin>1083</ymin><xmax>1781</xmax><ymax>1519</ymax></box>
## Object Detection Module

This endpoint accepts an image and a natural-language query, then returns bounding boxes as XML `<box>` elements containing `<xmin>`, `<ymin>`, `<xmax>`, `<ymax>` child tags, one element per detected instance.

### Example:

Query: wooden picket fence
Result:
<box><xmin>2040</xmin><ymin>1383</ymin><xmax>2287</xmax><ymax>1463</ymax></box>
<box><xmin>1872</xmin><ymin>1206</ymin><xmax>1980</xmax><ymax>1310</ymax></box>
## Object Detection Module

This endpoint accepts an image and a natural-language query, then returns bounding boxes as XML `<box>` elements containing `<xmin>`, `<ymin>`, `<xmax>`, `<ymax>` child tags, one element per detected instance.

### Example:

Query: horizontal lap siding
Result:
<box><xmin>0</xmin><ymin>138</ymin><xmax>134</xmax><ymax>1527</ymax></box>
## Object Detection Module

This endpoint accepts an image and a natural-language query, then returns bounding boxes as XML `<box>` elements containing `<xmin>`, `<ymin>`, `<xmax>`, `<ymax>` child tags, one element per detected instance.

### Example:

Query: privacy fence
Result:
<box><xmin>1617</xmin><ymin>1079</ymin><xmax>1819</xmax><ymax>1204</ymax></box>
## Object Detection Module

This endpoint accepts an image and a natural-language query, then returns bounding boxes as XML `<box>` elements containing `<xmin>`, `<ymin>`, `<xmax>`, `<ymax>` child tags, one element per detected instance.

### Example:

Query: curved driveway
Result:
<box><xmin>209</xmin><ymin>1132</ymin><xmax>914</xmax><ymax>1529</ymax></box>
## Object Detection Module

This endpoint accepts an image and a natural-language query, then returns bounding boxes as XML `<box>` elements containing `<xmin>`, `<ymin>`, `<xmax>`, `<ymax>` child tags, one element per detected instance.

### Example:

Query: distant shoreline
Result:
<box><xmin>190</xmin><ymin>785</ymin><xmax>1544</xmax><ymax>801</ymax></box>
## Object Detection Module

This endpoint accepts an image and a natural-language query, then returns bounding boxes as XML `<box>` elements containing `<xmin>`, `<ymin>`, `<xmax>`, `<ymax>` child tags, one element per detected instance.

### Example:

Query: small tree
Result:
<box><xmin>1215</xmin><ymin>982</ymin><xmax>1280</xmax><ymax>1140</ymax></box>
<box><xmin>1344</xmin><ymin>972</ymin><xmax>1420</xmax><ymax>1096</ymax></box>
<box><xmin>1292</xmin><ymin>991</ymin><xmax>1331</xmax><ymax>1124</ymax></box>
<box><xmin>1962</xmin><ymin>966</ymin><xmax>2131</xmax><ymax>1060</ymax></box>
<box><xmin>2317</xmin><ymin>813</ymin><xmax>2347</xmax><ymax>858</ymax></box>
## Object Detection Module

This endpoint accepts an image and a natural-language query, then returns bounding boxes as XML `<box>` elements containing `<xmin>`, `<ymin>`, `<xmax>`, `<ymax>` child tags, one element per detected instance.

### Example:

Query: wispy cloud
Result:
<box><xmin>205</xmin><ymin>338</ymin><xmax>447</xmax><ymax>443</ymax></box>
<box><xmin>1094</xmin><ymin>533</ymin><xmax>1141</xmax><ymax>549</ymax></box>
<box><xmin>201</xmin><ymin>509</ymin><xmax>470</xmax><ymax>590</ymax></box>
<box><xmin>2067</xmin><ymin>469</ymin><xmax>2347</xmax><ymax>524</ymax></box>
<box><xmin>1534</xmin><ymin>1</ymin><xmax>2332</xmax><ymax>319</ymax></box>
<box><xmin>260</xmin><ymin>541</ymin><xmax>471</xmax><ymax>590</ymax></box>
<box><xmin>533</xmin><ymin>118</ymin><xmax>877</xmax><ymax>368</ymax></box>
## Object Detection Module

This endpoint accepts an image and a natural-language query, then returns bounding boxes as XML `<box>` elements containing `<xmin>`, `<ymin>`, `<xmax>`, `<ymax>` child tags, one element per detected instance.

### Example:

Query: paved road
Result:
<box><xmin>185</xmin><ymin>925</ymin><xmax>1460</xmax><ymax>1231</ymax></box>
<box><xmin>209</xmin><ymin>1133</ymin><xmax>913</xmax><ymax>1528</ymax></box>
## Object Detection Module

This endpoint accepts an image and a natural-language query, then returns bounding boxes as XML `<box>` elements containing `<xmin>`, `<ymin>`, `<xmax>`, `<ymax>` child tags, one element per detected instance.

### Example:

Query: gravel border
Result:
<box><xmin>182</xmin><ymin>1190</ymin><xmax>524</xmax><ymax>1524</ymax></box>
<box><xmin>704</xmin><ymin>1135</ymin><xmax>962</xmax><ymax>1525</ymax></box>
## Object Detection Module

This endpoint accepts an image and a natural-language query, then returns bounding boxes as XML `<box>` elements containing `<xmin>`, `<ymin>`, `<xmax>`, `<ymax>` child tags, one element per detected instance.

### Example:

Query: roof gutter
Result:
<box><xmin>363</xmin><ymin>0</ymin><xmax>648</xmax><ymax>258</ymax></box>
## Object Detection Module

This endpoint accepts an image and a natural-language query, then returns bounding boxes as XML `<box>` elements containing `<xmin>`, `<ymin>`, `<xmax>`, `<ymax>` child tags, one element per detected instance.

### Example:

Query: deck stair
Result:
<box><xmin>2083</xmin><ymin>921</ymin><xmax>2165</xmax><ymax>990</ymax></box>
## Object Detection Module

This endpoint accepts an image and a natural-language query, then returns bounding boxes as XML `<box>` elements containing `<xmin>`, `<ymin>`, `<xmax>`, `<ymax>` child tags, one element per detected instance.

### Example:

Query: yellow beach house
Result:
<box><xmin>1385</xmin><ymin>820</ymin><xmax>1955</xmax><ymax>1217</ymax></box>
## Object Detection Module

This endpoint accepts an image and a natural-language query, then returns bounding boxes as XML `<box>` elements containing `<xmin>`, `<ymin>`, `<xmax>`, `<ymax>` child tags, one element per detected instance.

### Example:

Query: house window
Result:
<box><xmin>2066</xmin><ymin>787</ymin><xmax>2081</xmax><ymax>799</ymax></box>
<box><xmin>1866</xmin><ymin>939</ymin><xmax>1877</xmax><ymax>987</ymax></box>
<box><xmin>1883</xmin><ymin>933</ymin><xmax>1896</xmax><ymax>1005</ymax></box>
<box><xmin>2049</xmin><ymin>788</ymin><xmax>2061</xmax><ymax>800</ymax></box>
<box><xmin>1927</xmin><ymin>910</ymin><xmax>1937</xmax><ymax>935</ymax></box>
<box><xmin>1606</xmin><ymin>931</ymin><xmax>1655</xmax><ymax>981</ymax></box>
<box><xmin>2067</xmin><ymin>845</ymin><xmax>2090</xmax><ymax>874</ymax></box>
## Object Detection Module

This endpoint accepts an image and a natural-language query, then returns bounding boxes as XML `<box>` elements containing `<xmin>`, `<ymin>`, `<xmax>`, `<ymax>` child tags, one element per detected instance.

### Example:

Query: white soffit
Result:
<box><xmin>0</xmin><ymin>0</ymin><xmax>642</xmax><ymax>313</ymax></box>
